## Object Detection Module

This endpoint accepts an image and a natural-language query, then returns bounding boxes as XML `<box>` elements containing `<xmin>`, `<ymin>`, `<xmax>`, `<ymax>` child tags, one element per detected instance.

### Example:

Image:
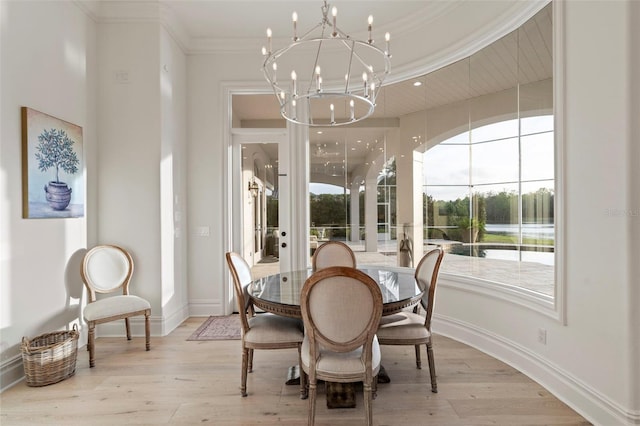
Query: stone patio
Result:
<box><xmin>251</xmin><ymin>240</ymin><xmax>554</xmax><ymax>297</ymax></box>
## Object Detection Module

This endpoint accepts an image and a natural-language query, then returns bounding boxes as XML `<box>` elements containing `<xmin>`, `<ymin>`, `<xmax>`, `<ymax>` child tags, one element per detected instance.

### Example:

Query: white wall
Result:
<box><xmin>159</xmin><ymin>26</ymin><xmax>189</xmax><ymax>333</ymax></box>
<box><xmin>96</xmin><ymin>15</ymin><xmax>189</xmax><ymax>335</ymax></box>
<box><xmin>0</xmin><ymin>0</ymin><xmax>96</xmax><ymax>389</ymax></box>
<box><xmin>96</xmin><ymin>21</ymin><xmax>166</xmax><ymax>337</ymax></box>
<box><xmin>186</xmin><ymin>52</ymin><xmax>264</xmax><ymax>316</ymax></box>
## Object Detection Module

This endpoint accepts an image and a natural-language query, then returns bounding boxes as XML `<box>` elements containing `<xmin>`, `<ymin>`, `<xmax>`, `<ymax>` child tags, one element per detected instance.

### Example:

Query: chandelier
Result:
<box><xmin>261</xmin><ymin>1</ymin><xmax>391</xmax><ymax>127</ymax></box>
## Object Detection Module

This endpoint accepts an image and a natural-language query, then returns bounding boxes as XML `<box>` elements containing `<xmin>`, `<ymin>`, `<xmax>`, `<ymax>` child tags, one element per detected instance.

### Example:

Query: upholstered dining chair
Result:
<box><xmin>376</xmin><ymin>247</ymin><xmax>444</xmax><ymax>393</ymax></box>
<box><xmin>300</xmin><ymin>266</ymin><xmax>383</xmax><ymax>426</ymax></box>
<box><xmin>81</xmin><ymin>244</ymin><xmax>151</xmax><ymax>368</ymax></box>
<box><xmin>311</xmin><ymin>240</ymin><xmax>356</xmax><ymax>271</ymax></box>
<box><xmin>225</xmin><ymin>252</ymin><xmax>306</xmax><ymax>398</ymax></box>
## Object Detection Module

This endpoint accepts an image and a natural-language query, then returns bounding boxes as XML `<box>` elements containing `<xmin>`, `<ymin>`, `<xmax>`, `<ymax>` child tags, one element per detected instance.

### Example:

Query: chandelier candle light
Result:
<box><xmin>261</xmin><ymin>1</ymin><xmax>391</xmax><ymax>126</ymax></box>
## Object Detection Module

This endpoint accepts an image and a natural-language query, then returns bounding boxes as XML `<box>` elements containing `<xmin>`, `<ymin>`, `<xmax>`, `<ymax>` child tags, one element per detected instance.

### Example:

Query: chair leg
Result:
<box><xmin>426</xmin><ymin>342</ymin><xmax>437</xmax><ymax>393</ymax></box>
<box><xmin>144</xmin><ymin>311</ymin><xmax>151</xmax><ymax>351</ymax></box>
<box><xmin>241</xmin><ymin>347</ymin><xmax>249</xmax><ymax>397</ymax></box>
<box><xmin>372</xmin><ymin>375</ymin><xmax>379</xmax><ymax>399</ymax></box>
<box><xmin>307</xmin><ymin>380</ymin><xmax>317</xmax><ymax>426</ymax></box>
<box><xmin>88</xmin><ymin>322</ymin><xmax>96</xmax><ymax>368</ymax></box>
<box><xmin>414</xmin><ymin>344</ymin><xmax>422</xmax><ymax>369</ymax></box>
<box><xmin>298</xmin><ymin>346</ymin><xmax>308</xmax><ymax>399</ymax></box>
<box><xmin>125</xmin><ymin>318</ymin><xmax>132</xmax><ymax>340</ymax></box>
<box><xmin>364</xmin><ymin>381</ymin><xmax>373</xmax><ymax>426</ymax></box>
<box><xmin>301</xmin><ymin>370</ymin><xmax>309</xmax><ymax>399</ymax></box>
<box><xmin>248</xmin><ymin>348</ymin><xmax>254</xmax><ymax>373</ymax></box>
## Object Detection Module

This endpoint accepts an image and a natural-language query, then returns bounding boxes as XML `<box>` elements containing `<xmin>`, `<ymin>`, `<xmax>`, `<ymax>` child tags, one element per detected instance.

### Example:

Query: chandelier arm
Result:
<box><xmin>297</xmin><ymin>21</ymin><xmax>324</xmax><ymax>42</ymax></box>
<box><xmin>331</xmin><ymin>24</ymin><xmax>351</xmax><ymax>40</ymax></box>
<box><xmin>306</xmin><ymin>96</ymin><xmax>314</xmax><ymax>125</ymax></box>
<box><xmin>343</xmin><ymin>39</ymin><xmax>356</xmax><ymax>94</ymax></box>
<box><xmin>336</xmin><ymin>38</ymin><xmax>390</xmax><ymax>79</ymax></box>
<box><xmin>305</xmin><ymin>23</ymin><xmax>327</xmax><ymax>96</ymax></box>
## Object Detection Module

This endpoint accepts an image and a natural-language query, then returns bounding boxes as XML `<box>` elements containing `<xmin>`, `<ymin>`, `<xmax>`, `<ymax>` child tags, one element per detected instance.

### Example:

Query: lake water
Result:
<box><xmin>451</xmin><ymin>223</ymin><xmax>555</xmax><ymax>266</ymax></box>
<box><xmin>485</xmin><ymin>223</ymin><xmax>554</xmax><ymax>237</ymax></box>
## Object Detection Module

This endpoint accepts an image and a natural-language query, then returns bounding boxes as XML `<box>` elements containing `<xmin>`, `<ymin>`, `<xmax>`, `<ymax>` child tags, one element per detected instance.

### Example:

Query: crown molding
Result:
<box><xmin>385</xmin><ymin>0</ymin><xmax>550</xmax><ymax>85</ymax></box>
<box><xmin>82</xmin><ymin>0</ymin><xmax>549</xmax><ymax>75</ymax></box>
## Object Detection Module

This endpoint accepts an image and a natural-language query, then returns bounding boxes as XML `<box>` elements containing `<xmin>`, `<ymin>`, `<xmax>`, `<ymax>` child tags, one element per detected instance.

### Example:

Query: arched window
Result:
<box><xmin>424</xmin><ymin>115</ymin><xmax>554</xmax><ymax>296</ymax></box>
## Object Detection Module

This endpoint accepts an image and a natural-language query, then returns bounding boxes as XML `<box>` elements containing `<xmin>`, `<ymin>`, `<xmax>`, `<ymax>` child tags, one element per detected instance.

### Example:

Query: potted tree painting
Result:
<box><xmin>35</xmin><ymin>128</ymin><xmax>80</xmax><ymax>210</ymax></box>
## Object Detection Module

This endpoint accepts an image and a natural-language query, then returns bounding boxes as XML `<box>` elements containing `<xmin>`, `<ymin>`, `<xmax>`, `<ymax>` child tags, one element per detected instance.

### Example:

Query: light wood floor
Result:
<box><xmin>1</xmin><ymin>317</ymin><xmax>591</xmax><ymax>425</ymax></box>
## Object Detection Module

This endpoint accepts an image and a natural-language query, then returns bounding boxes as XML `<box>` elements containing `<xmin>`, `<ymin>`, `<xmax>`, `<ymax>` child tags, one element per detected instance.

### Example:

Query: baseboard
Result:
<box><xmin>161</xmin><ymin>305</ymin><xmax>190</xmax><ymax>336</ymax></box>
<box><xmin>188</xmin><ymin>299</ymin><xmax>224</xmax><ymax>317</ymax></box>
<box><xmin>434</xmin><ymin>314</ymin><xmax>639</xmax><ymax>426</ymax></box>
<box><xmin>0</xmin><ymin>355</ymin><xmax>25</xmax><ymax>393</ymax></box>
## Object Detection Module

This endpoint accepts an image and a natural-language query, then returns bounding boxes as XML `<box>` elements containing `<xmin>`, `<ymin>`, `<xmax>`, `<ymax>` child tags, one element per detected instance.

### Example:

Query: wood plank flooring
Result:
<box><xmin>0</xmin><ymin>317</ymin><xmax>591</xmax><ymax>425</ymax></box>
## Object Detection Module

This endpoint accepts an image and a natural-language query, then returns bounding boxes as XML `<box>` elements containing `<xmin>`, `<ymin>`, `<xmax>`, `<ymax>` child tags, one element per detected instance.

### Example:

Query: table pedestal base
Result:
<box><xmin>286</xmin><ymin>365</ymin><xmax>389</xmax><ymax>408</ymax></box>
<box><xmin>326</xmin><ymin>382</ymin><xmax>357</xmax><ymax>408</ymax></box>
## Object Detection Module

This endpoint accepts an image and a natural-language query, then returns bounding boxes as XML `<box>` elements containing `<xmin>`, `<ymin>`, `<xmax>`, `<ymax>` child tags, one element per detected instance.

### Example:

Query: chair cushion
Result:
<box><xmin>301</xmin><ymin>334</ymin><xmax>381</xmax><ymax>377</ymax></box>
<box><xmin>84</xmin><ymin>295</ymin><xmax>150</xmax><ymax>322</ymax></box>
<box><xmin>244</xmin><ymin>314</ymin><xmax>304</xmax><ymax>344</ymax></box>
<box><xmin>376</xmin><ymin>312</ymin><xmax>431</xmax><ymax>341</ymax></box>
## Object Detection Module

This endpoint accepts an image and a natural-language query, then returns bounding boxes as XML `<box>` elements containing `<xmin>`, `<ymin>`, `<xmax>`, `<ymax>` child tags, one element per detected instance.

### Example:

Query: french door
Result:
<box><xmin>231</xmin><ymin>130</ymin><xmax>289</xmax><ymax>272</ymax></box>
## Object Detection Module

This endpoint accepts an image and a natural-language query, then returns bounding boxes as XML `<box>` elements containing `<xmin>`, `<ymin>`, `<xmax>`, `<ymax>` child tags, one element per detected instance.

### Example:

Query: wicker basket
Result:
<box><xmin>21</xmin><ymin>324</ymin><xmax>79</xmax><ymax>387</ymax></box>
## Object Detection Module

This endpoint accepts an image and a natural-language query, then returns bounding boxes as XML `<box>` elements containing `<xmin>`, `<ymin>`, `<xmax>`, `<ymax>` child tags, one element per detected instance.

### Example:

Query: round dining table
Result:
<box><xmin>247</xmin><ymin>265</ymin><xmax>422</xmax><ymax>408</ymax></box>
<box><xmin>248</xmin><ymin>266</ymin><xmax>423</xmax><ymax>319</ymax></box>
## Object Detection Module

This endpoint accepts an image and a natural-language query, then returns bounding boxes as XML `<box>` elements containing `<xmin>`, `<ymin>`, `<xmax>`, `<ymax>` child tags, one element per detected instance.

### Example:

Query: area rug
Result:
<box><xmin>187</xmin><ymin>315</ymin><xmax>241</xmax><ymax>341</ymax></box>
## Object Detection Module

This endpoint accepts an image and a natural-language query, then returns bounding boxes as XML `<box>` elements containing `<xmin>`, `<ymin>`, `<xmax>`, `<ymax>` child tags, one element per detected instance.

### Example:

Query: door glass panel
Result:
<box><xmin>238</xmin><ymin>141</ymin><xmax>280</xmax><ymax>279</ymax></box>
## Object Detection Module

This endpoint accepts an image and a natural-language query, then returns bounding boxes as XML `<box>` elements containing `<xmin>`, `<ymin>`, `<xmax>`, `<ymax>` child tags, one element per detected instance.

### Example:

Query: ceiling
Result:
<box><xmin>96</xmin><ymin>0</ymin><xmax>549</xmax><ymax>185</ymax></box>
<box><xmin>162</xmin><ymin>1</ymin><xmax>433</xmax><ymax>42</ymax></box>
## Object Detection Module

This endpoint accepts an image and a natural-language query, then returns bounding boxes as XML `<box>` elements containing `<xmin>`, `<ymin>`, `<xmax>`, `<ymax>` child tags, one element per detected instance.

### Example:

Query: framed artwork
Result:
<box><xmin>21</xmin><ymin>107</ymin><xmax>84</xmax><ymax>218</ymax></box>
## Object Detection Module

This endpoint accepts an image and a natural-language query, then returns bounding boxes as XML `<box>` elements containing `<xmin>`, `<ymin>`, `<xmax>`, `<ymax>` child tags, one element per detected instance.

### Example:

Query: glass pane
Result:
<box><xmin>471</xmin><ymin>117</ymin><xmax>518</xmax><ymax>143</ymax></box>
<box><xmin>423</xmin><ymin>143</ymin><xmax>469</xmax><ymax>186</ymax></box>
<box><xmin>425</xmin><ymin>58</ymin><xmax>470</xmax><ymax>148</ymax></box>
<box><xmin>309</xmin><ymin>127</ymin><xmax>348</xmax><ymax>244</ymax></box>
<box><xmin>521</xmin><ymin>131</ymin><xmax>554</xmax><ymax>181</ymax></box>
<box><xmin>471</xmin><ymin>137</ymin><xmax>519</xmax><ymax>184</ymax></box>
<box><xmin>424</xmin><ymin>185</ymin><xmax>470</xmax><ymax>242</ymax></box>
<box><xmin>470</xmin><ymin>29</ymin><xmax>518</xmax><ymax>142</ymax></box>
<box><xmin>475</xmin><ymin>183</ymin><xmax>520</xmax><ymax>244</ymax></box>
<box><xmin>521</xmin><ymin>114</ymin><xmax>553</xmax><ymax>135</ymax></box>
<box><xmin>521</xmin><ymin>180</ymin><xmax>554</xmax><ymax>243</ymax></box>
<box><xmin>239</xmin><ymin>141</ymin><xmax>280</xmax><ymax>277</ymax></box>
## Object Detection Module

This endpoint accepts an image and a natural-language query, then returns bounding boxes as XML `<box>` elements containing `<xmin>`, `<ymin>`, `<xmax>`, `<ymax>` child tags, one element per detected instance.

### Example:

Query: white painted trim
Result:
<box><xmin>188</xmin><ymin>299</ymin><xmax>225</xmax><ymax>317</ymax></box>
<box><xmin>222</xmin><ymin>81</ymin><xmax>278</xmax><ymax>314</ymax></box>
<box><xmin>0</xmin><ymin>355</ymin><xmax>25</xmax><ymax>393</ymax></box>
<box><xmin>438</xmin><ymin>274</ymin><xmax>558</xmax><ymax>320</ymax></box>
<box><xmin>161</xmin><ymin>305</ymin><xmax>190</xmax><ymax>336</ymax></box>
<box><xmin>552</xmin><ymin>0</ymin><xmax>568</xmax><ymax>326</ymax></box>
<box><xmin>434</xmin><ymin>314</ymin><xmax>638</xmax><ymax>425</ymax></box>
<box><xmin>222</xmin><ymin>83</ymin><xmax>234</xmax><ymax>316</ymax></box>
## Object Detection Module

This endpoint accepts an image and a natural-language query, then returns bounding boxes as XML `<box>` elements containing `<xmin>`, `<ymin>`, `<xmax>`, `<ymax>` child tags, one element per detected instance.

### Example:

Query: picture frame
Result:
<box><xmin>21</xmin><ymin>107</ymin><xmax>84</xmax><ymax>218</ymax></box>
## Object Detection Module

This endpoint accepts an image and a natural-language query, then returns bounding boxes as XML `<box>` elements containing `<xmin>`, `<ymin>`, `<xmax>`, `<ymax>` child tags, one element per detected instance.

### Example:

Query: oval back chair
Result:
<box><xmin>300</xmin><ymin>266</ymin><xmax>383</xmax><ymax>425</ymax></box>
<box><xmin>81</xmin><ymin>244</ymin><xmax>151</xmax><ymax>368</ymax></box>
<box><xmin>226</xmin><ymin>252</ymin><xmax>305</xmax><ymax>398</ymax></box>
<box><xmin>376</xmin><ymin>248</ymin><xmax>444</xmax><ymax>392</ymax></box>
<box><xmin>311</xmin><ymin>240</ymin><xmax>356</xmax><ymax>271</ymax></box>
